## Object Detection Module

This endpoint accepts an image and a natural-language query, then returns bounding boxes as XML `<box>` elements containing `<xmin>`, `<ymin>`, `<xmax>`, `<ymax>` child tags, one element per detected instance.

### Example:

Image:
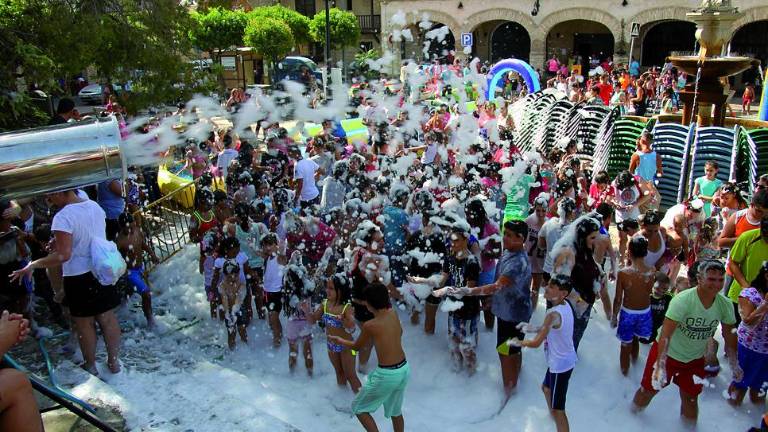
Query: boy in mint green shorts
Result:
<box><xmin>329</xmin><ymin>282</ymin><xmax>409</xmax><ymax>432</ymax></box>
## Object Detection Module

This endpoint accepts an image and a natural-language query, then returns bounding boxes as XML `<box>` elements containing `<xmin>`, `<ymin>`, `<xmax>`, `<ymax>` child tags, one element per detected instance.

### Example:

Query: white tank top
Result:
<box><xmin>642</xmin><ymin>230</ymin><xmax>665</xmax><ymax>268</ymax></box>
<box><xmin>263</xmin><ymin>255</ymin><xmax>284</xmax><ymax>293</ymax></box>
<box><xmin>661</xmin><ymin>204</ymin><xmax>685</xmax><ymax>230</ymax></box>
<box><xmin>545</xmin><ymin>302</ymin><xmax>578</xmax><ymax>373</ymax></box>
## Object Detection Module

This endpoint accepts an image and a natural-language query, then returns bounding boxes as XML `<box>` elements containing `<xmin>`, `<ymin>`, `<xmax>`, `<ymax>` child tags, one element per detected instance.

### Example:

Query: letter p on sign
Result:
<box><xmin>461</xmin><ymin>32</ymin><xmax>473</xmax><ymax>47</ymax></box>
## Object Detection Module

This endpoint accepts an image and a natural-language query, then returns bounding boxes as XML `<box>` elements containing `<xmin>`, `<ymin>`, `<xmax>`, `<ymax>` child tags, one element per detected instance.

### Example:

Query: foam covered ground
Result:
<box><xmin>57</xmin><ymin>245</ymin><xmax>759</xmax><ymax>431</ymax></box>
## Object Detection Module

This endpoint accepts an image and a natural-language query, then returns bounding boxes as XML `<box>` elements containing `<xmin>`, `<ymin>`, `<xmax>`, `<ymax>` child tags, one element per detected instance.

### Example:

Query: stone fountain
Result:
<box><xmin>669</xmin><ymin>0</ymin><xmax>760</xmax><ymax>126</ymax></box>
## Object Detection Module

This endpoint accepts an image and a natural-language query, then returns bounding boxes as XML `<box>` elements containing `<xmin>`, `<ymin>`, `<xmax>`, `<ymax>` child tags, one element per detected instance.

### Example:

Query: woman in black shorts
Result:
<box><xmin>11</xmin><ymin>190</ymin><xmax>122</xmax><ymax>375</ymax></box>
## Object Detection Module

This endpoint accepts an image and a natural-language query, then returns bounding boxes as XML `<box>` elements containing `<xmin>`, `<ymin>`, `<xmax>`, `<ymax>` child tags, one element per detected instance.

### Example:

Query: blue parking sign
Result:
<box><xmin>461</xmin><ymin>32</ymin><xmax>473</xmax><ymax>47</ymax></box>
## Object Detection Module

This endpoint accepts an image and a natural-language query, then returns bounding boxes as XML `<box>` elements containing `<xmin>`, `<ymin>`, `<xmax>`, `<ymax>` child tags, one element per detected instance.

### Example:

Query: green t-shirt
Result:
<box><xmin>661</xmin><ymin>288</ymin><xmax>736</xmax><ymax>363</ymax></box>
<box><xmin>728</xmin><ymin>229</ymin><xmax>768</xmax><ymax>302</ymax></box>
<box><xmin>503</xmin><ymin>174</ymin><xmax>536</xmax><ymax>222</ymax></box>
<box><xmin>694</xmin><ymin>176</ymin><xmax>723</xmax><ymax>217</ymax></box>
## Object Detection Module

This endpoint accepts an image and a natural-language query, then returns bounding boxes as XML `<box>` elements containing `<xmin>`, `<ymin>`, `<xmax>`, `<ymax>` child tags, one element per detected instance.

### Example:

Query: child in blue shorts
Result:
<box><xmin>329</xmin><ymin>282</ymin><xmax>409</xmax><ymax>432</ymax></box>
<box><xmin>611</xmin><ymin>236</ymin><xmax>655</xmax><ymax>375</ymax></box>
<box><xmin>116</xmin><ymin>212</ymin><xmax>159</xmax><ymax>327</ymax></box>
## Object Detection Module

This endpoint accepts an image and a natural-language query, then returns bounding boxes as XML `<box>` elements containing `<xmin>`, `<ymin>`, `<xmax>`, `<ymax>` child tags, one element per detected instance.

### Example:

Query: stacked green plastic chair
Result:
<box><xmin>509</xmin><ymin>92</ymin><xmax>538</xmax><ymax>152</ymax></box>
<box><xmin>528</xmin><ymin>94</ymin><xmax>559</xmax><ymax>153</ymax></box>
<box><xmin>747</xmin><ymin>128</ymin><xmax>768</xmax><ymax>186</ymax></box>
<box><xmin>651</xmin><ymin>123</ymin><xmax>693</xmax><ymax>210</ymax></box>
<box><xmin>575</xmin><ymin>105</ymin><xmax>611</xmax><ymax>173</ymax></box>
<box><xmin>604</xmin><ymin>117</ymin><xmax>646</xmax><ymax>179</ymax></box>
<box><xmin>685</xmin><ymin>126</ymin><xmax>736</xmax><ymax>201</ymax></box>
<box><xmin>513</xmin><ymin>93</ymin><xmax>551</xmax><ymax>152</ymax></box>
<box><xmin>591</xmin><ymin>107</ymin><xmax>622</xmax><ymax>175</ymax></box>
<box><xmin>734</xmin><ymin>127</ymin><xmax>756</xmax><ymax>186</ymax></box>
<box><xmin>545</xmin><ymin>100</ymin><xmax>576</xmax><ymax>155</ymax></box>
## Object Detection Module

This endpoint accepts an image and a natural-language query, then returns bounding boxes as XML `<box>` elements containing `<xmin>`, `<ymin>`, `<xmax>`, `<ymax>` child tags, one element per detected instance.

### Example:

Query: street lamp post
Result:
<box><xmin>324</xmin><ymin>0</ymin><xmax>331</xmax><ymax>89</ymax></box>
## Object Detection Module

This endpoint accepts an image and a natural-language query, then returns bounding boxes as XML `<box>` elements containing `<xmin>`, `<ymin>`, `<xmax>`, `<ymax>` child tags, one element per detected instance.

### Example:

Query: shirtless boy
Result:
<box><xmin>612</xmin><ymin>236</ymin><xmax>655</xmax><ymax>375</ymax></box>
<box><xmin>329</xmin><ymin>282</ymin><xmax>409</xmax><ymax>432</ymax></box>
<box><xmin>116</xmin><ymin>212</ymin><xmax>159</xmax><ymax>327</ymax></box>
<box><xmin>219</xmin><ymin>260</ymin><xmax>248</xmax><ymax>350</ymax></box>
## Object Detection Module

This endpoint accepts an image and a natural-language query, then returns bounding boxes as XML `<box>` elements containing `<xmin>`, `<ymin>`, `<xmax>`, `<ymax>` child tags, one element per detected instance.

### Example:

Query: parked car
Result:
<box><xmin>273</xmin><ymin>56</ymin><xmax>323</xmax><ymax>86</ymax></box>
<box><xmin>78</xmin><ymin>83</ymin><xmax>123</xmax><ymax>104</ymax></box>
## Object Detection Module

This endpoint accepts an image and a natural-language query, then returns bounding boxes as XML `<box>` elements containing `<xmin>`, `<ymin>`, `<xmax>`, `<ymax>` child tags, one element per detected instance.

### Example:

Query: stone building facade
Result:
<box><xmin>375</xmin><ymin>0</ymin><xmax>768</xmax><ymax>72</ymax></box>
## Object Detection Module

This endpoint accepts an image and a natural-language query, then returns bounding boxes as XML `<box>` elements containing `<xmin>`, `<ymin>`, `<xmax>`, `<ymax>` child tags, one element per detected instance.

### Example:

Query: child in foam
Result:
<box><xmin>418</xmin><ymin>222</ymin><xmax>482</xmax><ymax>375</ymax></box>
<box><xmin>283</xmin><ymin>251</ymin><xmax>315</xmax><ymax>375</ymax></box>
<box><xmin>608</xmin><ymin>170</ymin><xmax>655</xmax><ymax>263</ymax></box>
<box><xmin>611</xmin><ymin>236</ymin><xmax>655</xmax><ymax>375</ymax></box>
<box><xmin>305</xmin><ymin>274</ymin><xmax>361</xmax><ymax>393</ymax></box>
<box><xmin>115</xmin><ymin>212</ymin><xmax>159</xmax><ymax>328</ymax></box>
<box><xmin>219</xmin><ymin>260</ymin><xmax>248</xmax><ymax>350</ymax></box>
<box><xmin>438</xmin><ymin>220</ymin><xmax>532</xmax><ymax>399</ymax></box>
<box><xmin>728</xmin><ymin>262</ymin><xmax>768</xmax><ymax>406</ymax></box>
<box><xmin>259</xmin><ymin>234</ymin><xmax>286</xmax><ymax>348</ymax></box>
<box><xmin>642</xmin><ymin>272</ymin><xmax>673</xmax><ymax>344</ymax></box>
<box><xmin>210</xmin><ymin>237</ymin><xmax>251</xmax><ymax>323</ymax></box>
<box><xmin>661</xmin><ymin>198</ymin><xmax>706</xmax><ymax>285</ymax></box>
<box><xmin>329</xmin><ymin>282</ymin><xmax>410</xmax><ymax>432</ymax></box>
<box><xmin>200</xmin><ymin>231</ymin><xmax>221</xmax><ymax>319</ymax></box>
<box><xmin>509</xmin><ymin>274</ymin><xmax>577</xmax><ymax>432</ymax></box>
<box><xmin>526</xmin><ymin>195</ymin><xmax>549</xmax><ymax>312</ymax></box>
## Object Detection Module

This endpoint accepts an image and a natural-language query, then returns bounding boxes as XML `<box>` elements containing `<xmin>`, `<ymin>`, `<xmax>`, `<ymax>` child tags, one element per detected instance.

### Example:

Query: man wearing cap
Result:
<box><xmin>727</xmin><ymin>217</ymin><xmax>768</xmax><ymax>326</ymax></box>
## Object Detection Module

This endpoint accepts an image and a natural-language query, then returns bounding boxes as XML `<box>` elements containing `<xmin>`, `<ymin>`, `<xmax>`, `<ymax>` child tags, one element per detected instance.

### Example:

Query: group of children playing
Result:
<box><xmin>92</xmin><ymin>77</ymin><xmax>768</xmax><ymax>432</ymax></box>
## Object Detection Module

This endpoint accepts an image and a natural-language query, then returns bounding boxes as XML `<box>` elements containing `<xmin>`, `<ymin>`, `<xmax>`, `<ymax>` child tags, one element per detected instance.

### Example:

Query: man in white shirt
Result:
<box><xmin>289</xmin><ymin>145</ymin><xmax>324</xmax><ymax>211</ymax></box>
<box><xmin>216</xmin><ymin>134</ymin><xmax>238</xmax><ymax>179</ymax></box>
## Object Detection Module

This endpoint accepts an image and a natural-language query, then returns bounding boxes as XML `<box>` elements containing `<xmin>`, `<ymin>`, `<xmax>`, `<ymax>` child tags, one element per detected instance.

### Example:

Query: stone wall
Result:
<box><xmin>379</xmin><ymin>0</ymin><xmax>768</xmax><ymax>73</ymax></box>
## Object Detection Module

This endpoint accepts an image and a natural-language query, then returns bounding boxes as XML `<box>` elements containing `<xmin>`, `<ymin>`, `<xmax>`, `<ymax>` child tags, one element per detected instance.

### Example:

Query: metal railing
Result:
<box><xmin>134</xmin><ymin>180</ymin><xmax>197</xmax><ymax>273</ymax></box>
<box><xmin>357</xmin><ymin>14</ymin><xmax>380</xmax><ymax>34</ymax></box>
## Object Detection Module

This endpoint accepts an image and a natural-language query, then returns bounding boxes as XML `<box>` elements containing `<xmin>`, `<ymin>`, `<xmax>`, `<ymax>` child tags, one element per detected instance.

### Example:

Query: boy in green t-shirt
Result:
<box><xmin>632</xmin><ymin>260</ymin><xmax>741</xmax><ymax>424</ymax></box>
<box><xmin>692</xmin><ymin>160</ymin><xmax>723</xmax><ymax>218</ymax></box>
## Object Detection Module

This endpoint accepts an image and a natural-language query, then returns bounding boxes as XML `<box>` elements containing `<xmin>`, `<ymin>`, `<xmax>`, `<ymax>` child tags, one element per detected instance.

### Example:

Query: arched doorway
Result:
<box><xmin>490</xmin><ymin>22</ymin><xmax>531</xmax><ymax>62</ymax></box>
<box><xmin>640</xmin><ymin>21</ymin><xmax>696</xmax><ymax>67</ymax></box>
<box><xmin>730</xmin><ymin>20</ymin><xmax>768</xmax><ymax>92</ymax></box>
<box><xmin>424</xmin><ymin>23</ymin><xmax>456</xmax><ymax>62</ymax></box>
<box><xmin>730</xmin><ymin>20</ymin><xmax>768</xmax><ymax>67</ymax></box>
<box><xmin>546</xmin><ymin>20</ymin><xmax>614</xmax><ymax>73</ymax></box>
<box><xmin>470</xmin><ymin>20</ymin><xmax>531</xmax><ymax>63</ymax></box>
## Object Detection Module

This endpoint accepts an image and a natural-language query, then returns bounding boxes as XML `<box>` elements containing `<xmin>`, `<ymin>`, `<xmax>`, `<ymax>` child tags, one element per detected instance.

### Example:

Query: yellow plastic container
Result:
<box><xmin>157</xmin><ymin>165</ymin><xmax>225</xmax><ymax>208</ymax></box>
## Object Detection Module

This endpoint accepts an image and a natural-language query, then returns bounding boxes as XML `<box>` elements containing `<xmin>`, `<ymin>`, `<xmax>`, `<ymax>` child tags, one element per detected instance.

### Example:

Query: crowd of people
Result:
<box><xmin>541</xmin><ymin>53</ymin><xmax>765</xmax><ymax>118</ymax></box>
<box><xmin>2</xmin><ymin>54</ymin><xmax>768</xmax><ymax>432</ymax></box>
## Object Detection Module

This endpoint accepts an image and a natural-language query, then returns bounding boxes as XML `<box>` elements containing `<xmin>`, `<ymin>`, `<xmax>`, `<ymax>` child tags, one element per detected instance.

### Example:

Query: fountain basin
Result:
<box><xmin>667</xmin><ymin>56</ymin><xmax>757</xmax><ymax>80</ymax></box>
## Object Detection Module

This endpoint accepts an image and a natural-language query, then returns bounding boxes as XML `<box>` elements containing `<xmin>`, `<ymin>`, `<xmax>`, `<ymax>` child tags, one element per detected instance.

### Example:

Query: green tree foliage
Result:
<box><xmin>189</xmin><ymin>7</ymin><xmax>248</xmax><ymax>62</ymax></box>
<box><xmin>351</xmin><ymin>49</ymin><xmax>382</xmax><ymax>81</ymax></box>
<box><xmin>248</xmin><ymin>5</ymin><xmax>310</xmax><ymax>45</ymax></box>
<box><xmin>243</xmin><ymin>17</ymin><xmax>294</xmax><ymax>65</ymax></box>
<box><xmin>0</xmin><ymin>0</ymin><xmax>214</xmax><ymax>130</ymax></box>
<box><xmin>309</xmin><ymin>8</ymin><xmax>360</xmax><ymax>50</ymax></box>
<box><xmin>188</xmin><ymin>7</ymin><xmax>248</xmax><ymax>93</ymax></box>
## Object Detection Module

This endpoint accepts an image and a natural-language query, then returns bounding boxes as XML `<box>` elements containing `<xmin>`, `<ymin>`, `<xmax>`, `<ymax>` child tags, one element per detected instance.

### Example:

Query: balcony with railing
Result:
<box><xmin>357</xmin><ymin>14</ymin><xmax>381</xmax><ymax>34</ymax></box>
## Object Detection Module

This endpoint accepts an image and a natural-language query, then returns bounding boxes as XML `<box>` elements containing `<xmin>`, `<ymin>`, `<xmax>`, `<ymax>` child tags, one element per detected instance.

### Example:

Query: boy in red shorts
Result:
<box><xmin>632</xmin><ymin>260</ymin><xmax>741</xmax><ymax>425</ymax></box>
